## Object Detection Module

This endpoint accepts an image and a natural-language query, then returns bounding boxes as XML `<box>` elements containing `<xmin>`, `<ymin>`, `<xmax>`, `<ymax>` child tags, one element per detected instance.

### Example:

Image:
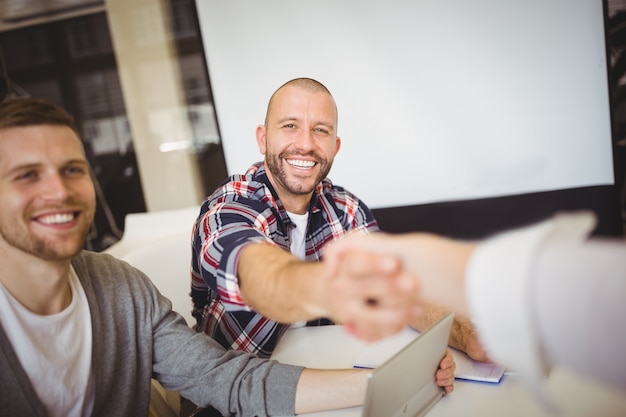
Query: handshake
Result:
<box><xmin>321</xmin><ymin>231</ymin><xmax>487</xmax><ymax>362</ymax></box>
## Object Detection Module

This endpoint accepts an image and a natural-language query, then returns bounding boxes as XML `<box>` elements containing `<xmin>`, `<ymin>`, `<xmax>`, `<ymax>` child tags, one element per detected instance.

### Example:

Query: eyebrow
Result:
<box><xmin>5</xmin><ymin>159</ymin><xmax>89</xmax><ymax>175</ymax></box>
<box><xmin>276</xmin><ymin>116</ymin><xmax>335</xmax><ymax>130</ymax></box>
<box><xmin>276</xmin><ymin>116</ymin><xmax>300</xmax><ymax>124</ymax></box>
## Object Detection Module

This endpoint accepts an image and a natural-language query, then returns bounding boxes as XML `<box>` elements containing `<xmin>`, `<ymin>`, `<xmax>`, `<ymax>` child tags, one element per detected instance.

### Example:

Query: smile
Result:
<box><xmin>38</xmin><ymin>213</ymin><xmax>76</xmax><ymax>225</ymax></box>
<box><xmin>286</xmin><ymin>159</ymin><xmax>316</xmax><ymax>168</ymax></box>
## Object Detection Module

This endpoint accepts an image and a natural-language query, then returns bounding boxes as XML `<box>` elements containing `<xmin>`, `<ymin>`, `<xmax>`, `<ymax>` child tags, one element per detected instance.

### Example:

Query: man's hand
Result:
<box><xmin>238</xmin><ymin>242</ymin><xmax>419</xmax><ymax>330</ymax></box>
<box><xmin>436</xmin><ymin>349</ymin><xmax>455</xmax><ymax>394</ymax></box>
<box><xmin>458</xmin><ymin>327</ymin><xmax>491</xmax><ymax>363</ymax></box>
<box><xmin>446</xmin><ymin>313</ymin><xmax>490</xmax><ymax>362</ymax></box>
<box><xmin>411</xmin><ymin>304</ymin><xmax>491</xmax><ymax>363</ymax></box>
<box><xmin>324</xmin><ymin>231</ymin><xmax>475</xmax><ymax>317</ymax></box>
<box><xmin>323</xmin><ymin>248</ymin><xmax>421</xmax><ymax>342</ymax></box>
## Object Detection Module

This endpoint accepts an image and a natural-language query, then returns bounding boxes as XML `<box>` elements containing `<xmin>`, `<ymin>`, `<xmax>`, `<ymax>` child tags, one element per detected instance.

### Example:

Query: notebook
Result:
<box><xmin>361</xmin><ymin>312</ymin><xmax>454</xmax><ymax>417</ymax></box>
<box><xmin>353</xmin><ymin>323</ymin><xmax>505</xmax><ymax>384</ymax></box>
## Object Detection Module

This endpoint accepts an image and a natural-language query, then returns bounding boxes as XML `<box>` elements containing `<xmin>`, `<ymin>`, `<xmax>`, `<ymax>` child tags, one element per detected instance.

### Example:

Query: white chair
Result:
<box><xmin>118</xmin><ymin>232</ymin><xmax>195</xmax><ymax>326</ymax></box>
<box><xmin>104</xmin><ymin>206</ymin><xmax>201</xmax><ymax>325</ymax></box>
<box><xmin>105</xmin><ymin>206</ymin><xmax>200</xmax><ymax>260</ymax></box>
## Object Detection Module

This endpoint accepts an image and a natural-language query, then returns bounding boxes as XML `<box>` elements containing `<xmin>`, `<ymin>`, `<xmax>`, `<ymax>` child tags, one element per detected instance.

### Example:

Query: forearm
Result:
<box><xmin>238</xmin><ymin>242</ymin><xmax>328</xmax><ymax>323</ymax></box>
<box><xmin>409</xmin><ymin>303</ymin><xmax>475</xmax><ymax>353</ymax></box>
<box><xmin>399</xmin><ymin>234</ymin><xmax>474</xmax><ymax>317</ymax></box>
<box><xmin>325</xmin><ymin>232</ymin><xmax>474</xmax><ymax>317</ymax></box>
<box><xmin>410</xmin><ymin>302</ymin><xmax>448</xmax><ymax>332</ymax></box>
<box><xmin>295</xmin><ymin>368</ymin><xmax>369</xmax><ymax>414</ymax></box>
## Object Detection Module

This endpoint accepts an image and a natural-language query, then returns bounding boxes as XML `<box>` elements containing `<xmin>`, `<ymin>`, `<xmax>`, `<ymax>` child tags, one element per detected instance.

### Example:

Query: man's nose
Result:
<box><xmin>294</xmin><ymin>130</ymin><xmax>315</xmax><ymax>151</ymax></box>
<box><xmin>41</xmin><ymin>173</ymin><xmax>71</xmax><ymax>200</ymax></box>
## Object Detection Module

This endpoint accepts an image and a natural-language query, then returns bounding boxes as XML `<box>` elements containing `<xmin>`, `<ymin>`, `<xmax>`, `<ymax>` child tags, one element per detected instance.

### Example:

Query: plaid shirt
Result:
<box><xmin>191</xmin><ymin>162</ymin><xmax>379</xmax><ymax>358</ymax></box>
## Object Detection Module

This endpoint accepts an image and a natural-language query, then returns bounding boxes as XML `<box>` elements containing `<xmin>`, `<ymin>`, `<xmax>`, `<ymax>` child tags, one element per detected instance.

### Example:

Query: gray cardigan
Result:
<box><xmin>0</xmin><ymin>251</ymin><xmax>303</xmax><ymax>417</ymax></box>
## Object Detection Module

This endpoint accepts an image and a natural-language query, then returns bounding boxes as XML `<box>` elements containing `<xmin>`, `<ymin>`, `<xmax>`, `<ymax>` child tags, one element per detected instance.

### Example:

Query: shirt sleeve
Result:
<box><xmin>464</xmin><ymin>211</ymin><xmax>597</xmax><ymax>388</ymax></box>
<box><xmin>328</xmin><ymin>185</ymin><xmax>379</xmax><ymax>234</ymax></box>
<box><xmin>192</xmin><ymin>198</ymin><xmax>278</xmax><ymax>311</ymax></box>
<box><xmin>531</xmin><ymin>235</ymin><xmax>626</xmax><ymax>392</ymax></box>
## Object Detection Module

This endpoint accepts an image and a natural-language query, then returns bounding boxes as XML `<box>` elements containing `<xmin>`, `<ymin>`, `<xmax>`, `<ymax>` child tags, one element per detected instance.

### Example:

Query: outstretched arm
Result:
<box><xmin>323</xmin><ymin>232</ymin><xmax>489</xmax><ymax>360</ymax></box>
<box><xmin>323</xmin><ymin>213</ymin><xmax>626</xmax><ymax>393</ymax></box>
<box><xmin>238</xmin><ymin>242</ymin><xmax>420</xmax><ymax>340</ymax></box>
<box><xmin>324</xmin><ymin>232</ymin><xmax>475</xmax><ymax>317</ymax></box>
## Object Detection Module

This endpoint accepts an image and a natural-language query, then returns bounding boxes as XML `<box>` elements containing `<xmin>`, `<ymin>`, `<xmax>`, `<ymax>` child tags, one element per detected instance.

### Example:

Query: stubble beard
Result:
<box><xmin>265</xmin><ymin>151</ymin><xmax>333</xmax><ymax>195</ymax></box>
<box><xmin>0</xmin><ymin>214</ymin><xmax>92</xmax><ymax>261</ymax></box>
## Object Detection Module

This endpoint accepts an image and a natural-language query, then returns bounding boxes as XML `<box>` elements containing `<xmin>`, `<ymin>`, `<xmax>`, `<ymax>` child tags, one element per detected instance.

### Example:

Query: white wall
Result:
<box><xmin>196</xmin><ymin>0</ymin><xmax>614</xmax><ymax>209</ymax></box>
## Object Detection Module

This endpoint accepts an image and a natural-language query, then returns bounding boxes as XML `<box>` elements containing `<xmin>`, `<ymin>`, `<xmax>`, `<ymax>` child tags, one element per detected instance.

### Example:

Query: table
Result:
<box><xmin>270</xmin><ymin>326</ymin><xmax>626</xmax><ymax>417</ymax></box>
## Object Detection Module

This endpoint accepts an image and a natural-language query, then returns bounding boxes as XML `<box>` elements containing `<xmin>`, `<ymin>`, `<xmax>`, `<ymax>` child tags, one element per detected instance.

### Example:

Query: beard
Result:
<box><xmin>0</xmin><ymin>211</ymin><xmax>93</xmax><ymax>261</ymax></box>
<box><xmin>0</xmin><ymin>227</ymin><xmax>90</xmax><ymax>261</ymax></box>
<box><xmin>265</xmin><ymin>150</ymin><xmax>333</xmax><ymax>195</ymax></box>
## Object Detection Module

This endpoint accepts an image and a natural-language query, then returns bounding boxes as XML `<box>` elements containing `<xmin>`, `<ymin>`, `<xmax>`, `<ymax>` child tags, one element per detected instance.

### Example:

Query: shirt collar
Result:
<box><xmin>250</xmin><ymin>162</ymin><xmax>325</xmax><ymax>219</ymax></box>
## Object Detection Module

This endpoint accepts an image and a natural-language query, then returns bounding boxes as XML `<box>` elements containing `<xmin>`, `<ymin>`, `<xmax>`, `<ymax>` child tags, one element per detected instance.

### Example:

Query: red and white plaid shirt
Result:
<box><xmin>190</xmin><ymin>162</ymin><xmax>378</xmax><ymax>357</ymax></box>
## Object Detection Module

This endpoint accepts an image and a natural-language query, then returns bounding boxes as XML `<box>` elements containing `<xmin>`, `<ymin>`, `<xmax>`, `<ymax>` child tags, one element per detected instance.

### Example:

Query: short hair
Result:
<box><xmin>276</xmin><ymin>77</ymin><xmax>332</xmax><ymax>96</ymax></box>
<box><xmin>265</xmin><ymin>77</ymin><xmax>337</xmax><ymax>126</ymax></box>
<box><xmin>0</xmin><ymin>97</ymin><xmax>79</xmax><ymax>134</ymax></box>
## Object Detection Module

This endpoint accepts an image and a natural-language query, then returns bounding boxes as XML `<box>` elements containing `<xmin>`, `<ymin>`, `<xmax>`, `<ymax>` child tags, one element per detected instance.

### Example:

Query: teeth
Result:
<box><xmin>40</xmin><ymin>213</ymin><xmax>74</xmax><ymax>225</ymax></box>
<box><xmin>286</xmin><ymin>159</ymin><xmax>315</xmax><ymax>168</ymax></box>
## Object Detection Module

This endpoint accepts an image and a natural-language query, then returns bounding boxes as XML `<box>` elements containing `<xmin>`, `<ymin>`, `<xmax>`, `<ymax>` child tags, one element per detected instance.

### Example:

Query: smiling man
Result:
<box><xmin>191</xmin><ymin>78</ymin><xmax>395</xmax><ymax>357</ymax></box>
<box><xmin>190</xmin><ymin>78</ymin><xmax>486</xmax><ymax>366</ymax></box>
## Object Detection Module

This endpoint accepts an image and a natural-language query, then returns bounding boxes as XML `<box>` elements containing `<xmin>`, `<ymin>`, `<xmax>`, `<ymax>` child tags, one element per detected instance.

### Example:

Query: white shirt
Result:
<box><xmin>465</xmin><ymin>211</ymin><xmax>626</xmax><ymax>393</ymax></box>
<box><xmin>287</xmin><ymin>210</ymin><xmax>310</xmax><ymax>328</ymax></box>
<box><xmin>0</xmin><ymin>267</ymin><xmax>94</xmax><ymax>417</ymax></box>
<box><xmin>287</xmin><ymin>210</ymin><xmax>309</xmax><ymax>260</ymax></box>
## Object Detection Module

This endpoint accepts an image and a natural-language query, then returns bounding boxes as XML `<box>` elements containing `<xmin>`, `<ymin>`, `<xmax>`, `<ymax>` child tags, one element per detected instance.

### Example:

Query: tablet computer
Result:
<box><xmin>361</xmin><ymin>312</ymin><xmax>454</xmax><ymax>417</ymax></box>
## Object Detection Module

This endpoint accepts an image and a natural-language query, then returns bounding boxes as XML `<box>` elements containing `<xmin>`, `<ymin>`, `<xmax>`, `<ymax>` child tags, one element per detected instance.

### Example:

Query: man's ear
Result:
<box><xmin>334</xmin><ymin>136</ymin><xmax>341</xmax><ymax>155</ymax></box>
<box><xmin>256</xmin><ymin>125</ymin><xmax>267</xmax><ymax>154</ymax></box>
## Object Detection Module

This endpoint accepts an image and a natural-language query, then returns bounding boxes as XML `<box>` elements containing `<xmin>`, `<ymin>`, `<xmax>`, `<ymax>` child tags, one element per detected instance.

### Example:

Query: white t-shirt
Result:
<box><xmin>0</xmin><ymin>268</ymin><xmax>94</xmax><ymax>417</ymax></box>
<box><xmin>287</xmin><ymin>210</ymin><xmax>310</xmax><ymax>328</ymax></box>
<box><xmin>287</xmin><ymin>210</ymin><xmax>309</xmax><ymax>260</ymax></box>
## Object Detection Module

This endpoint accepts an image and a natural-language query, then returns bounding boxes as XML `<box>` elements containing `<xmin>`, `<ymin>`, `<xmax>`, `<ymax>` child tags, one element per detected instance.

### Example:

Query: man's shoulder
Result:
<box><xmin>315</xmin><ymin>178</ymin><xmax>377</xmax><ymax>226</ymax></box>
<box><xmin>222</xmin><ymin>175</ymin><xmax>266</xmax><ymax>195</ymax></box>
<box><xmin>72</xmin><ymin>251</ymin><xmax>157</xmax><ymax>302</ymax></box>
<box><xmin>72</xmin><ymin>250</ymin><xmax>118</xmax><ymax>268</ymax></box>
<box><xmin>317</xmin><ymin>177</ymin><xmax>363</xmax><ymax>202</ymax></box>
<box><xmin>72</xmin><ymin>251</ymin><xmax>144</xmax><ymax>283</ymax></box>
<box><xmin>208</xmin><ymin>163</ymin><xmax>272</xmax><ymax>203</ymax></box>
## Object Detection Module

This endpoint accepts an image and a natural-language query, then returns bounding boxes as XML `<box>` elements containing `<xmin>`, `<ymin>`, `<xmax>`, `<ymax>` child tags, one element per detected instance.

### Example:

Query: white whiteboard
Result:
<box><xmin>196</xmin><ymin>0</ymin><xmax>614</xmax><ymax>209</ymax></box>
